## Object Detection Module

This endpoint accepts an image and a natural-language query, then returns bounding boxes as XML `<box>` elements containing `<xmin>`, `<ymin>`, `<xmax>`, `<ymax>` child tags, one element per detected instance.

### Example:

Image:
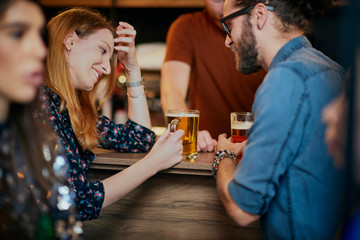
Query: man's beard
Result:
<box><xmin>232</xmin><ymin>16</ymin><xmax>262</xmax><ymax>75</ymax></box>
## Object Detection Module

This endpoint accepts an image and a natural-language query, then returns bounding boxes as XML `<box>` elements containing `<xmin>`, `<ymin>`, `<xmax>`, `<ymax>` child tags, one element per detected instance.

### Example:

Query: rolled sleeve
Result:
<box><xmin>69</xmin><ymin>173</ymin><xmax>104</xmax><ymax>221</ymax></box>
<box><xmin>229</xmin><ymin>179</ymin><xmax>265</xmax><ymax>214</ymax></box>
<box><xmin>229</xmin><ymin>67</ymin><xmax>309</xmax><ymax>215</ymax></box>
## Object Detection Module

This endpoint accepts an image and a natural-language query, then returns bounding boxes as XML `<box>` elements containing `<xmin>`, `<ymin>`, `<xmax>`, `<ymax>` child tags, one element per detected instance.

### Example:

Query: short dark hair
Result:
<box><xmin>234</xmin><ymin>0</ymin><xmax>332</xmax><ymax>34</ymax></box>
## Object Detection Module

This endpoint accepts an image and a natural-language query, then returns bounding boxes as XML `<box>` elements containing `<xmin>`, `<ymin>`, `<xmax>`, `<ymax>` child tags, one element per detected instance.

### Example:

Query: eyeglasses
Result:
<box><xmin>220</xmin><ymin>5</ymin><xmax>275</xmax><ymax>38</ymax></box>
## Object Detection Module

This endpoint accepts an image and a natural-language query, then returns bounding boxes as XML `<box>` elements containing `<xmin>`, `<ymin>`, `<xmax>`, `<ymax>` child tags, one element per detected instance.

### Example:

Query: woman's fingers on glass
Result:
<box><xmin>172</xmin><ymin>129</ymin><xmax>184</xmax><ymax>140</ymax></box>
<box><xmin>157</xmin><ymin>126</ymin><xmax>171</xmax><ymax>141</ymax></box>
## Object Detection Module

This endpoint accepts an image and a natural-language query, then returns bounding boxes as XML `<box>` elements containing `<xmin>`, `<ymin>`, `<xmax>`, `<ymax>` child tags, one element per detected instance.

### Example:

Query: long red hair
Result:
<box><xmin>46</xmin><ymin>8</ymin><xmax>117</xmax><ymax>150</ymax></box>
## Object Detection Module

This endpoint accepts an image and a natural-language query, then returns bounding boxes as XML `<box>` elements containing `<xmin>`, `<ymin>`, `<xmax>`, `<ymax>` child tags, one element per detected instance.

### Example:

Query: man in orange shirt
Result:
<box><xmin>161</xmin><ymin>0</ymin><xmax>265</xmax><ymax>152</ymax></box>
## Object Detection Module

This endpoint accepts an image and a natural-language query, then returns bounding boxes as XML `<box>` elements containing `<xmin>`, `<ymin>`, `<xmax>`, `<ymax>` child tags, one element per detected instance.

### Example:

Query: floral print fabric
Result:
<box><xmin>39</xmin><ymin>86</ymin><xmax>156</xmax><ymax>220</ymax></box>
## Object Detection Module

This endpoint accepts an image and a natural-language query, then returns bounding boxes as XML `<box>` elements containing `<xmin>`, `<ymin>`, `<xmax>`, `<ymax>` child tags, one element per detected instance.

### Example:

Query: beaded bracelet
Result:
<box><xmin>212</xmin><ymin>150</ymin><xmax>236</xmax><ymax>179</ymax></box>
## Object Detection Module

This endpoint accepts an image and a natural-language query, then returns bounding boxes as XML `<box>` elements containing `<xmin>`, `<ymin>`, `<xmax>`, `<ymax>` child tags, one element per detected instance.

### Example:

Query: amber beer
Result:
<box><xmin>231</xmin><ymin>121</ymin><xmax>253</xmax><ymax>143</ymax></box>
<box><xmin>165</xmin><ymin>110</ymin><xmax>200</xmax><ymax>160</ymax></box>
<box><xmin>231</xmin><ymin>112</ymin><xmax>254</xmax><ymax>159</ymax></box>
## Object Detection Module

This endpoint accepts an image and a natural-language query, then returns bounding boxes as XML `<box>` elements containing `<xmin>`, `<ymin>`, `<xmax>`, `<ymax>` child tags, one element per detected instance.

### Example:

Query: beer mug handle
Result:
<box><xmin>170</xmin><ymin>118</ymin><xmax>180</xmax><ymax>133</ymax></box>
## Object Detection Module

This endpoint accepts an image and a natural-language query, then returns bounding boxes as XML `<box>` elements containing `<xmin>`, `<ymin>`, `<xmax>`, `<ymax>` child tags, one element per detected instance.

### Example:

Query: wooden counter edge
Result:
<box><xmin>91</xmin><ymin>150</ymin><xmax>214</xmax><ymax>176</ymax></box>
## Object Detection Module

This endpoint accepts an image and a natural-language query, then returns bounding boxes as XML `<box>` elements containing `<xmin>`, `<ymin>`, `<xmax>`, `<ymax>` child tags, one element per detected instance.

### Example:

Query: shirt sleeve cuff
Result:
<box><xmin>77</xmin><ymin>180</ymin><xmax>105</xmax><ymax>221</ymax></box>
<box><xmin>228</xmin><ymin>179</ymin><xmax>265</xmax><ymax>215</ymax></box>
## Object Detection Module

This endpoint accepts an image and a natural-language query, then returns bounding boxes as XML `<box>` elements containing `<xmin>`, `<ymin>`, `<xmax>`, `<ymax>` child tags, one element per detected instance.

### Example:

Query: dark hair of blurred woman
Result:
<box><xmin>0</xmin><ymin>0</ymin><xmax>81</xmax><ymax>239</ymax></box>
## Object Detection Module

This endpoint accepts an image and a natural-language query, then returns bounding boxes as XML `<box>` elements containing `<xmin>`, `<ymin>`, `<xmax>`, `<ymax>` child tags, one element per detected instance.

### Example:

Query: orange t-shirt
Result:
<box><xmin>165</xmin><ymin>9</ymin><xmax>265</xmax><ymax>137</ymax></box>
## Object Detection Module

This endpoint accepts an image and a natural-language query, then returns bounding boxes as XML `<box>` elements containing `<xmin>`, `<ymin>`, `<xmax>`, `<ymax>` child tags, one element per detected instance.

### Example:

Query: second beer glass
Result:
<box><xmin>231</xmin><ymin>112</ymin><xmax>254</xmax><ymax>158</ymax></box>
<box><xmin>165</xmin><ymin>110</ymin><xmax>200</xmax><ymax>160</ymax></box>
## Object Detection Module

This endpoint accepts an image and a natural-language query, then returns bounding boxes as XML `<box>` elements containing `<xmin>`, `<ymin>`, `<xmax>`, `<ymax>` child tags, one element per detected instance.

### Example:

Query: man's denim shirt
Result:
<box><xmin>228</xmin><ymin>36</ymin><xmax>345</xmax><ymax>240</ymax></box>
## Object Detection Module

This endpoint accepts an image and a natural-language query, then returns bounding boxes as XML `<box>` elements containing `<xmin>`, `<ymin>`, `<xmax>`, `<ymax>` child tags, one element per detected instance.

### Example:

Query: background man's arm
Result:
<box><xmin>161</xmin><ymin>60</ymin><xmax>191</xmax><ymax>112</ymax></box>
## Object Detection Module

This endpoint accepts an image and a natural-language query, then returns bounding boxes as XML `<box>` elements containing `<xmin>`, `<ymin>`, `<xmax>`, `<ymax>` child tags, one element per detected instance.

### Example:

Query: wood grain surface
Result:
<box><xmin>85</xmin><ymin>151</ymin><xmax>262</xmax><ymax>239</ymax></box>
<box><xmin>83</xmin><ymin>170</ymin><xmax>262</xmax><ymax>240</ymax></box>
<box><xmin>91</xmin><ymin>150</ymin><xmax>215</xmax><ymax>176</ymax></box>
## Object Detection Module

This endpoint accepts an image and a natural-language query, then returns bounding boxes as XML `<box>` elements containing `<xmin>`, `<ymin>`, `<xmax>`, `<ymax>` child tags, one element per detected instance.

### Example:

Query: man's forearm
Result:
<box><xmin>216</xmin><ymin>158</ymin><xmax>259</xmax><ymax>226</ymax></box>
<box><xmin>161</xmin><ymin>90</ymin><xmax>188</xmax><ymax>112</ymax></box>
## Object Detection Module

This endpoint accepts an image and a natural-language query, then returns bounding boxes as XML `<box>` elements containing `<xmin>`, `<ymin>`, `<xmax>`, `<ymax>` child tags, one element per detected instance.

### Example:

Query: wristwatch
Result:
<box><xmin>212</xmin><ymin>150</ymin><xmax>236</xmax><ymax>179</ymax></box>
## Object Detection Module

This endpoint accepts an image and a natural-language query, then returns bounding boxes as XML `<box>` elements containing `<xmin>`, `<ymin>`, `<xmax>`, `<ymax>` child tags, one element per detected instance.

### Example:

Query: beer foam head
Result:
<box><xmin>166</xmin><ymin>113</ymin><xmax>199</xmax><ymax>117</ymax></box>
<box><xmin>231</xmin><ymin>121</ymin><xmax>253</xmax><ymax>129</ymax></box>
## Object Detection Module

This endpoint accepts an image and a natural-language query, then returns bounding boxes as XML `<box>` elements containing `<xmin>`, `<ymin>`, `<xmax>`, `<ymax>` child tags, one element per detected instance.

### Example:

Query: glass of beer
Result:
<box><xmin>165</xmin><ymin>109</ymin><xmax>200</xmax><ymax>160</ymax></box>
<box><xmin>231</xmin><ymin>112</ymin><xmax>254</xmax><ymax>158</ymax></box>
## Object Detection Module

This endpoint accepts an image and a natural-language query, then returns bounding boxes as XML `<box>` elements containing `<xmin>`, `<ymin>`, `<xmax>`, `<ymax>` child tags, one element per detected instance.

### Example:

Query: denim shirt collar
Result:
<box><xmin>269</xmin><ymin>36</ymin><xmax>312</xmax><ymax>70</ymax></box>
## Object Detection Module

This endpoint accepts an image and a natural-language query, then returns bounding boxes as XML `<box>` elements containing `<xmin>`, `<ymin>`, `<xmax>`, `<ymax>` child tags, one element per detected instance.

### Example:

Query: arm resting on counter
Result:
<box><xmin>102</xmin><ymin>153</ymin><xmax>158</xmax><ymax>207</ymax></box>
<box><xmin>101</xmin><ymin>127</ymin><xmax>184</xmax><ymax>207</ymax></box>
<box><xmin>216</xmin><ymin>158</ymin><xmax>260</xmax><ymax>227</ymax></box>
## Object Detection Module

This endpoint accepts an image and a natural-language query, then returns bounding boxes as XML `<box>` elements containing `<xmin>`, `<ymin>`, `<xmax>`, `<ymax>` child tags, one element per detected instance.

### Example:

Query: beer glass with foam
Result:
<box><xmin>231</xmin><ymin>112</ymin><xmax>254</xmax><ymax>158</ymax></box>
<box><xmin>165</xmin><ymin>110</ymin><xmax>200</xmax><ymax>160</ymax></box>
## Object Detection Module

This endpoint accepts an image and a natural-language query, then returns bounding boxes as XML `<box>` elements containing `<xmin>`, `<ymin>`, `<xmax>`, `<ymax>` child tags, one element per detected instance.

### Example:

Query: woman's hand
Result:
<box><xmin>144</xmin><ymin>125</ymin><xmax>185</xmax><ymax>172</ymax></box>
<box><xmin>115</xmin><ymin>22</ymin><xmax>150</xmax><ymax>127</ymax></box>
<box><xmin>215</xmin><ymin>133</ymin><xmax>245</xmax><ymax>157</ymax></box>
<box><xmin>114</xmin><ymin>22</ymin><xmax>139</xmax><ymax>74</ymax></box>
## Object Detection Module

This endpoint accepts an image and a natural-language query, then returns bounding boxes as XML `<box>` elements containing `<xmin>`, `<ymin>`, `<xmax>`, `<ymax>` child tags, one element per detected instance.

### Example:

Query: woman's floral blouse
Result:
<box><xmin>38</xmin><ymin>86</ymin><xmax>156</xmax><ymax>221</ymax></box>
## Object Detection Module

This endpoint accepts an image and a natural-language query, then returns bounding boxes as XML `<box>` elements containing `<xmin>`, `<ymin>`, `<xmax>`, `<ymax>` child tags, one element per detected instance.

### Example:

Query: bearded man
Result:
<box><xmin>213</xmin><ymin>0</ymin><xmax>346</xmax><ymax>239</ymax></box>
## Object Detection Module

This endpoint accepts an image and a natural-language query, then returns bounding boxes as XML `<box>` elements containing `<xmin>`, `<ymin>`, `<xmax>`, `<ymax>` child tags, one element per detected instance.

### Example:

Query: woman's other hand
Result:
<box><xmin>145</xmin><ymin>125</ymin><xmax>185</xmax><ymax>172</ymax></box>
<box><xmin>114</xmin><ymin>22</ymin><xmax>139</xmax><ymax>73</ymax></box>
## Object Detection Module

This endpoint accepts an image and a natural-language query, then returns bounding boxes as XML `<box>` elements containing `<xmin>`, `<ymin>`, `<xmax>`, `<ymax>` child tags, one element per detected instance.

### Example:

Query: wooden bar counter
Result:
<box><xmin>83</xmin><ymin>150</ymin><xmax>262</xmax><ymax>240</ymax></box>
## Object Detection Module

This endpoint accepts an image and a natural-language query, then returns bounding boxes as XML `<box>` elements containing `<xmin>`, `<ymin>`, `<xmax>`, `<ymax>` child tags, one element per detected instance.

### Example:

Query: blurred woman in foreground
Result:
<box><xmin>0</xmin><ymin>0</ymin><xmax>81</xmax><ymax>239</ymax></box>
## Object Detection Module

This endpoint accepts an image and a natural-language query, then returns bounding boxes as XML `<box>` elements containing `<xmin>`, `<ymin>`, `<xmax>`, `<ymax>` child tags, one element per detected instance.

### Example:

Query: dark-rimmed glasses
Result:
<box><xmin>220</xmin><ymin>5</ymin><xmax>275</xmax><ymax>38</ymax></box>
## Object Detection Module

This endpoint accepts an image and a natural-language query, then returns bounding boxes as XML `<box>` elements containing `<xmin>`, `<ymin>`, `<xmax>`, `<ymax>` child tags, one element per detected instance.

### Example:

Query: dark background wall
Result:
<box><xmin>43</xmin><ymin>7</ymin><xmax>201</xmax><ymax>44</ymax></box>
<box><xmin>42</xmin><ymin>5</ymin><xmax>350</xmax><ymax>68</ymax></box>
<box><xmin>309</xmin><ymin>5</ymin><xmax>351</xmax><ymax>69</ymax></box>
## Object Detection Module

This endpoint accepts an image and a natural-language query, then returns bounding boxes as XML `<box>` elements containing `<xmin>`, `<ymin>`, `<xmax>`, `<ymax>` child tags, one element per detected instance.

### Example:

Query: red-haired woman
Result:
<box><xmin>40</xmin><ymin>8</ymin><xmax>184</xmax><ymax>221</ymax></box>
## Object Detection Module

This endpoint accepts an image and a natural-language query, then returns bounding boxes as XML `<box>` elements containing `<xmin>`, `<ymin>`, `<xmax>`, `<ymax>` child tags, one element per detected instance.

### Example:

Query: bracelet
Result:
<box><xmin>212</xmin><ymin>150</ymin><xmax>236</xmax><ymax>179</ymax></box>
<box><xmin>125</xmin><ymin>76</ymin><xmax>144</xmax><ymax>87</ymax></box>
<box><xmin>127</xmin><ymin>88</ymin><xmax>148</xmax><ymax>99</ymax></box>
